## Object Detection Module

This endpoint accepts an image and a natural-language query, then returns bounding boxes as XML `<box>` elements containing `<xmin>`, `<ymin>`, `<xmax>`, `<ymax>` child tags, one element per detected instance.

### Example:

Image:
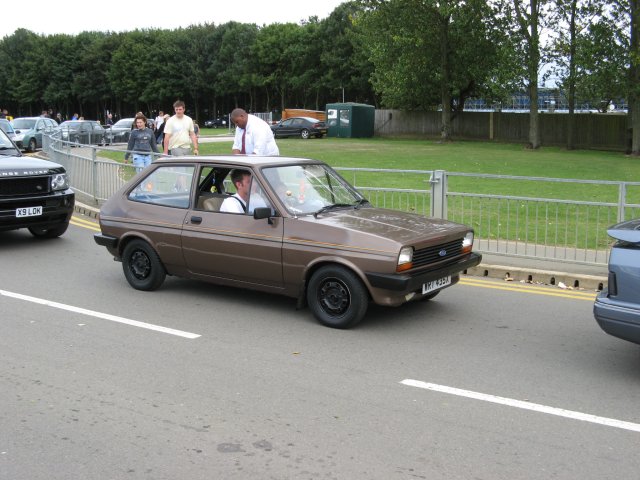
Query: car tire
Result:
<box><xmin>307</xmin><ymin>265</ymin><xmax>369</xmax><ymax>329</ymax></box>
<box><xmin>28</xmin><ymin>222</ymin><xmax>69</xmax><ymax>239</ymax></box>
<box><xmin>28</xmin><ymin>138</ymin><xmax>37</xmax><ymax>152</ymax></box>
<box><xmin>122</xmin><ymin>239</ymin><xmax>166</xmax><ymax>291</ymax></box>
<box><xmin>300</xmin><ymin>129</ymin><xmax>310</xmax><ymax>139</ymax></box>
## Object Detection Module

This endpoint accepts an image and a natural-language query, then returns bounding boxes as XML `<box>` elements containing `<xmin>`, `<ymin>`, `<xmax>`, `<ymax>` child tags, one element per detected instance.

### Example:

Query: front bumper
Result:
<box><xmin>0</xmin><ymin>189</ymin><xmax>74</xmax><ymax>232</ymax></box>
<box><xmin>594</xmin><ymin>291</ymin><xmax>640</xmax><ymax>345</ymax></box>
<box><xmin>366</xmin><ymin>252</ymin><xmax>482</xmax><ymax>292</ymax></box>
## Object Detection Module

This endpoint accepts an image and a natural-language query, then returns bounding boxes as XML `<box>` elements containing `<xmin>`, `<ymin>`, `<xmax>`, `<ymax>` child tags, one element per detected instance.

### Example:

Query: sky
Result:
<box><xmin>1</xmin><ymin>0</ymin><xmax>347</xmax><ymax>38</ymax></box>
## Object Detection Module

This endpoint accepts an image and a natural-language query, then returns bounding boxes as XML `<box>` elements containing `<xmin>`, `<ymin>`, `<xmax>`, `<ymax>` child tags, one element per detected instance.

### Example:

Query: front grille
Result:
<box><xmin>0</xmin><ymin>176</ymin><xmax>51</xmax><ymax>196</ymax></box>
<box><xmin>412</xmin><ymin>238</ymin><xmax>463</xmax><ymax>269</ymax></box>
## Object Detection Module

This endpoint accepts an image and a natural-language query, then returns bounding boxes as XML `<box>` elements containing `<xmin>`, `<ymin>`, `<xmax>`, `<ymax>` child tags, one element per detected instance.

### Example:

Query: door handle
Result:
<box><xmin>190</xmin><ymin>216</ymin><xmax>202</xmax><ymax>224</ymax></box>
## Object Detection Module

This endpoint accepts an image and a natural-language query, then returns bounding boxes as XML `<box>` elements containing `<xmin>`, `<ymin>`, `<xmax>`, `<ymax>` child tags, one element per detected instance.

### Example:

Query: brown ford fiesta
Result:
<box><xmin>94</xmin><ymin>156</ymin><xmax>481</xmax><ymax>328</ymax></box>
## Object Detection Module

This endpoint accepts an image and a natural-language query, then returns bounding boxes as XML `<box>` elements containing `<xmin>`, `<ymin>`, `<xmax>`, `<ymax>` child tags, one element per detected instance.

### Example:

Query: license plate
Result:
<box><xmin>422</xmin><ymin>275</ymin><xmax>451</xmax><ymax>294</ymax></box>
<box><xmin>16</xmin><ymin>206</ymin><xmax>43</xmax><ymax>217</ymax></box>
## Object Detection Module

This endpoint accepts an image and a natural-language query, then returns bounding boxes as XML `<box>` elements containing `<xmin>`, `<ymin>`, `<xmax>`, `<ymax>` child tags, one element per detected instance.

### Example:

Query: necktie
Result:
<box><xmin>241</xmin><ymin>129</ymin><xmax>246</xmax><ymax>154</ymax></box>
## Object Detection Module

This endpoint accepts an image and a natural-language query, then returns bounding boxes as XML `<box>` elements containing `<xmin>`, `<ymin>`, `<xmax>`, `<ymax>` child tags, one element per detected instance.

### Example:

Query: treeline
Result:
<box><xmin>0</xmin><ymin>2</ymin><xmax>374</xmax><ymax>122</ymax></box>
<box><xmin>0</xmin><ymin>0</ymin><xmax>637</xmax><ymax>153</ymax></box>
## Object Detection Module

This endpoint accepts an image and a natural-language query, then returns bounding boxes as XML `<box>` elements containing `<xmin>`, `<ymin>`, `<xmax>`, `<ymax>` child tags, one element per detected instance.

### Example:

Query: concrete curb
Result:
<box><xmin>465</xmin><ymin>264</ymin><xmax>606</xmax><ymax>292</ymax></box>
<box><xmin>74</xmin><ymin>201</ymin><xmax>606</xmax><ymax>292</ymax></box>
<box><xmin>74</xmin><ymin>201</ymin><xmax>100</xmax><ymax>219</ymax></box>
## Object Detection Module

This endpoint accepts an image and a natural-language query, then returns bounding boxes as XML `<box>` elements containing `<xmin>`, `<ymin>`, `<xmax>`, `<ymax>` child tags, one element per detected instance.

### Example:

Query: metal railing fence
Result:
<box><xmin>43</xmin><ymin>134</ymin><xmax>639</xmax><ymax>266</ymax></box>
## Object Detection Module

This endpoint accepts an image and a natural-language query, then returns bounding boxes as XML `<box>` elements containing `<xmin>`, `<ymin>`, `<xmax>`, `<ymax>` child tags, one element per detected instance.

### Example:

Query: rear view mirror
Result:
<box><xmin>253</xmin><ymin>207</ymin><xmax>272</xmax><ymax>220</ymax></box>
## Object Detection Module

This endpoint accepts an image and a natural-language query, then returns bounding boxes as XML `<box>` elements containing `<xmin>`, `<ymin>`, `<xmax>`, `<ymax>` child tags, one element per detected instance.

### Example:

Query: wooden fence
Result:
<box><xmin>374</xmin><ymin>110</ymin><xmax>630</xmax><ymax>151</ymax></box>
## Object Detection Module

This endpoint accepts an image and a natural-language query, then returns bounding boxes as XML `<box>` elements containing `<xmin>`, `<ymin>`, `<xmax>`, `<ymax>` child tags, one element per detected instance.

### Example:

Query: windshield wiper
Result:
<box><xmin>313</xmin><ymin>203</ymin><xmax>353</xmax><ymax>218</ymax></box>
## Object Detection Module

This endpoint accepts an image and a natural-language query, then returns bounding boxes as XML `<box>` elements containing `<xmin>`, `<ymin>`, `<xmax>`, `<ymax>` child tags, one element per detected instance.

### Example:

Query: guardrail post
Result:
<box><xmin>92</xmin><ymin>146</ymin><xmax>99</xmax><ymax>206</ymax></box>
<box><xmin>429</xmin><ymin>170</ymin><xmax>447</xmax><ymax>219</ymax></box>
<box><xmin>618</xmin><ymin>182</ymin><xmax>626</xmax><ymax>222</ymax></box>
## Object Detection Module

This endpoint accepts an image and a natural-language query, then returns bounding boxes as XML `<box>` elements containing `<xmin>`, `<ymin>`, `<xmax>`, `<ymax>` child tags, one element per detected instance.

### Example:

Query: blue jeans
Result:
<box><xmin>132</xmin><ymin>154</ymin><xmax>152</xmax><ymax>173</ymax></box>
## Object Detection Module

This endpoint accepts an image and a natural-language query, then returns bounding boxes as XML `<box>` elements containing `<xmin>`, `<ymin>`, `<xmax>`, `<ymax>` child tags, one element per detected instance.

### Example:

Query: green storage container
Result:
<box><xmin>326</xmin><ymin>103</ymin><xmax>375</xmax><ymax>138</ymax></box>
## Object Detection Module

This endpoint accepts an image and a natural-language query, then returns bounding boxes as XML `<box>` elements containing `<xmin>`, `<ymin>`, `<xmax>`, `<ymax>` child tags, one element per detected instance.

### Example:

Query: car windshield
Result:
<box><xmin>0</xmin><ymin>120</ymin><xmax>15</xmax><ymax>134</ymax></box>
<box><xmin>113</xmin><ymin>119</ymin><xmax>132</xmax><ymax>128</ymax></box>
<box><xmin>0</xmin><ymin>128</ymin><xmax>20</xmax><ymax>155</ymax></box>
<box><xmin>12</xmin><ymin>119</ymin><xmax>36</xmax><ymax>130</ymax></box>
<box><xmin>262</xmin><ymin>163</ymin><xmax>365</xmax><ymax>216</ymax></box>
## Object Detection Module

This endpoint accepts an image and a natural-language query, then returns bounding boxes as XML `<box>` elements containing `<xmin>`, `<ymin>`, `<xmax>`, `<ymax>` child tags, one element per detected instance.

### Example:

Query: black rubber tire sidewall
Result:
<box><xmin>122</xmin><ymin>239</ymin><xmax>166</xmax><ymax>291</ymax></box>
<box><xmin>307</xmin><ymin>265</ymin><xmax>368</xmax><ymax>329</ymax></box>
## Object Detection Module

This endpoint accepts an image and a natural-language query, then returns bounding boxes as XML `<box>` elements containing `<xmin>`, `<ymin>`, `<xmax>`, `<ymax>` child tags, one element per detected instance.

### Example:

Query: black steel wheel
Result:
<box><xmin>28</xmin><ymin>222</ymin><xmax>69</xmax><ymax>239</ymax></box>
<box><xmin>307</xmin><ymin>265</ymin><xmax>369</xmax><ymax>329</ymax></box>
<box><xmin>28</xmin><ymin>138</ymin><xmax>37</xmax><ymax>152</ymax></box>
<box><xmin>122</xmin><ymin>239</ymin><xmax>166</xmax><ymax>291</ymax></box>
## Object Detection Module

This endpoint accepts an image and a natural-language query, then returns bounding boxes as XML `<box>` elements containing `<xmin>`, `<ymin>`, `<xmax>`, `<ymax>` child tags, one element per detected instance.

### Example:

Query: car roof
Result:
<box><xmin>154</xmin><ymin>155</ymin><xmax>322</xmax><ymax>168</ymax></box>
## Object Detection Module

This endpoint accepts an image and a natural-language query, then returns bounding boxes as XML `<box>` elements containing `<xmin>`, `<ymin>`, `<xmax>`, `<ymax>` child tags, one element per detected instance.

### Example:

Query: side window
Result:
<box><xmin>281</xmin><ymin>119</ymin><xmax>293</xmax><ymax>127</ymax></box>
<box><xmin>248</xmin><ymin>177</ymin><xmax>274</xmax><ymax>215</ymax></box>
<box><xmin>128</xmin><ymin>165</ymin><xmax>194</xmax><ymax>208</ymax></box>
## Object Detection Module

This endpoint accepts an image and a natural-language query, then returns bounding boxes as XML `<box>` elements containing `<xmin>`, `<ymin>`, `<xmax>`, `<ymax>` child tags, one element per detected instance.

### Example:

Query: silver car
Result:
<box><xmin>593</xmin><ymin>219</ymin><xmax>640</xmax><ymax>345</ymax></box>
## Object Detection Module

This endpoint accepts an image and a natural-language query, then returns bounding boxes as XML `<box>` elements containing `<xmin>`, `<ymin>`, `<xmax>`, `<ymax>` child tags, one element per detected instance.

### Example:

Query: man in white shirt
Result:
<box><xmin>220</xmin><ymin>170</ymin><xmax>270</xmax><ymax>214</ymax></box>
<box><xmin>231</xmin><ymin>108</ymin><xmax>279</xmax><ymax>156</ymax></box>
<box><xmin>154</xmin><ymin>110</ymin><xmax>165</xmax><ymax>130</ymax></box>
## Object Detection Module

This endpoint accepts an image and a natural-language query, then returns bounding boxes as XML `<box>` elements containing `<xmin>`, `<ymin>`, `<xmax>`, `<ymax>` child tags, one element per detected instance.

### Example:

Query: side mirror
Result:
<box><xmin>253</xmin><ymin>207</ymin><xmax>276</xmax><ymax>225</ymax></box>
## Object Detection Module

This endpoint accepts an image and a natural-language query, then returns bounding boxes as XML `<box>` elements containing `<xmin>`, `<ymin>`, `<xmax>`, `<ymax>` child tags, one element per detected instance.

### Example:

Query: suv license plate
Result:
<box><xmin>16</xmin><ymin>206</ymin><xmax>43</xmax><ymax>217</ymax></box>
<box><xmin>422</xmin><ymin>275</ymin><xmax>451</xmax><ymax>294</ymax></box>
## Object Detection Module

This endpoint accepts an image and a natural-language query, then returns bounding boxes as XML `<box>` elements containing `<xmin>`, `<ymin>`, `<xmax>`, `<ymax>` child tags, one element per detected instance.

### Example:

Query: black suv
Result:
<box><xmin>0</xmin><ymin>127</ymin><xmax>74</xmax><ymax>238</ymax></box>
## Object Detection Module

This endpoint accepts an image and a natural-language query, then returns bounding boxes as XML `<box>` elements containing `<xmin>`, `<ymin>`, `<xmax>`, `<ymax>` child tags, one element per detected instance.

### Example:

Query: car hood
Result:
<box><xmin>297</xmin><ymin>207</ymin><xmax>470</xmax><ymax>246</ymax></box>
<box><xmin>608</xmin><ymin>219</ymin><xmax>640</xmax><ymax>244</ymax></box>
<box><xmin>0</xmin><ymin>156</ymin><xmax>65</xmax><ymax>175</ymax></box>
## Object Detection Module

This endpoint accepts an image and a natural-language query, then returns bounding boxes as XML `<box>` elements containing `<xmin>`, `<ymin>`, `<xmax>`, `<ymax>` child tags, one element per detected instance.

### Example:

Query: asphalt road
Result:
<box><xmin>1</xmin><ymin>215</ymin><xmax>639</xmax><ymax>480</ymax></box>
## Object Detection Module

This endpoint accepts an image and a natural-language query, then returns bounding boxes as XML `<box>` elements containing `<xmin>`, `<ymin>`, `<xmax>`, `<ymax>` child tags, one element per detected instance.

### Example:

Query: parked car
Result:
<box><xmin>94</xmin><ymin>155</ymin><xmax>481</xmax><ymax>328</ymax></box>
<box><xmin>593</xmin><ymin>219</ymin><xmax>640</xmax><ymax>345</ymax></box>
<box><xmin>106</xmin><ymin>118</ymin><xmax>135</xmax><ymax>143</ymax></box>
<box><xmin>11</xmin><ymin>116</ymin><xmax>59</xmax><ymax>152</ymax></box>
<box><xmin>204</xmin><ymin>117</ymin><xmax>228</xmax><ymax>128</ymax></box>
<box><xmin>0</xmin><ymin>118</ymin><xmax>17</xmax><ymax>142</ymax></box>
<box><xmin>0</xmin><ymin>126</ymin><xmax>74</xmax><ymax>238</ymax></box>
<box><xmin>57</xmin><ymin>120</ymin><xmax>107</xmax><ymax>145</ymax></box>
<box><xmin>271</xmin><ymin>116</ymin><xmax>327</xmax><ymax>139</ymax></box>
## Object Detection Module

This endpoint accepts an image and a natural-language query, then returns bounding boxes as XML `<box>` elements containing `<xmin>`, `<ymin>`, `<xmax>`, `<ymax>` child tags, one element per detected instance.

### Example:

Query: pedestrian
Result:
<box><xmin>155</xmin><ymin>110</ymin><xmax>165</xmax><ymax>131</ymax></box>
<box><xmin>231</xmin><ymin>108</ymin><xmax>279</xmax><ymax>156</ymax></box>
<box><xmin>72</xmin><ymin>113</ymin><xmax>79</xmax><ymax>120</ymax></box>
<box><xmin>125</xmin><ymin>113</ymin><xmax>158</xmax><ymax>172</ymax></box>
<box><xmin>106</xmin><ymin>113</ymin><xmax>114</xmax><ymax>126</ymax></box>
<box><xmin>163</xmin><ymin>100</ymin><xmax>198</xmax><ymax>156</ymax></box>
<box><xmin>155</xmin><ymin>114</ymin><xmax>170</xmax><ymax>145</ymax></box>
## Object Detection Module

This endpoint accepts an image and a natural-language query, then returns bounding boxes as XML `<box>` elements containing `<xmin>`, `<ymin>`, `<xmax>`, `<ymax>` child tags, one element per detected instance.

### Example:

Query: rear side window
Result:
<box><xmin>128</xmin><ymin>165</ymin><xmax>195</xmax><ymax>208</ymax></box>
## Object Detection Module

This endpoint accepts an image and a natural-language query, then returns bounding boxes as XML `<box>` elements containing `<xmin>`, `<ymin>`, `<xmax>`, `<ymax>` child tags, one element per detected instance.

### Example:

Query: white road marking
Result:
<box><xmin>401</xmin><ymin>379</ymin><xmax>640</xmax><ymax>433</ymax></box>
<box><xmin>1</xmin><ymin>289</ymin><xmax>200</xmax><ymax>339</ymax></box>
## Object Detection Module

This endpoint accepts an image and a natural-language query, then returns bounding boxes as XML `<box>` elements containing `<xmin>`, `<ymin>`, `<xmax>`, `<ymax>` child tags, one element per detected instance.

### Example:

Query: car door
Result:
<box><xmin>181</xmin><ymin>167</ymin><xmax>284</xmax><ymax>289</ymax></box>
<box><xmin>35</xmin><ymin>119</ymin><xmax>46</xmax><ymax>147</ymax></box>
<box><xmin>276</xmin><ymin>118</ymin><xmax>296</xmax><ymax>138</ymax></box>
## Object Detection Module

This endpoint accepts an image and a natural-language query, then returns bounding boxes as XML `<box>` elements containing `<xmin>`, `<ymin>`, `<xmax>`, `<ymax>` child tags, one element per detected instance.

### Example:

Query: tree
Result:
<box><xmin>501</xmin><ymin>0</ymin><xmax>549</xmax><ymax>149</ymax></box>
<box><xmin>359</xmin><ymin>0</ymin><xmax>503</xmax><ymax>140</ymax></box>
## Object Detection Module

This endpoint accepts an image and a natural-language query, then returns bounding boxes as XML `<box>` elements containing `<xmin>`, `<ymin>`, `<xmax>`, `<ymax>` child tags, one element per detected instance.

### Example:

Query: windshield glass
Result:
<box><xmin>0</xmin><ymin>120</ymin><xmax>15</xmax><ymax>134</ymax></box>
<box><xmin>12</xmin><ymin>119</ymin><xmax>36</xmax><ymax>130</ymax></box>
<box><xmin>113</xmin><ymin>119</ymin><xmax>132</xmax><ymax>128</ymax></box>
<box><xmin>0</xmin><ymin>128</ymin><xmax>20</xmax><ymax>155</ymax></box>
<box><xmin>262</xmin><ymin>164</ymin><xmax>363</xmax><ymax>215</ymax></box>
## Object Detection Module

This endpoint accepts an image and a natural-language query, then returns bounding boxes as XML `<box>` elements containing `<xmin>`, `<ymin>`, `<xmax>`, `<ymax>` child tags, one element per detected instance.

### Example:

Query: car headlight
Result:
<box><xmin>397</xmin><ymin>246</ymin><xmax>414</xmax><ymax>272</ymax></box>
<box><xmin>462</xmin><ymin>231</ymin><xmax>474</xmax><ymax>253</ymax></box>
<box><xmin>51</xmin><ymin>173</ymin><xmax>69</xmax><ymax>191</ymax></box>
